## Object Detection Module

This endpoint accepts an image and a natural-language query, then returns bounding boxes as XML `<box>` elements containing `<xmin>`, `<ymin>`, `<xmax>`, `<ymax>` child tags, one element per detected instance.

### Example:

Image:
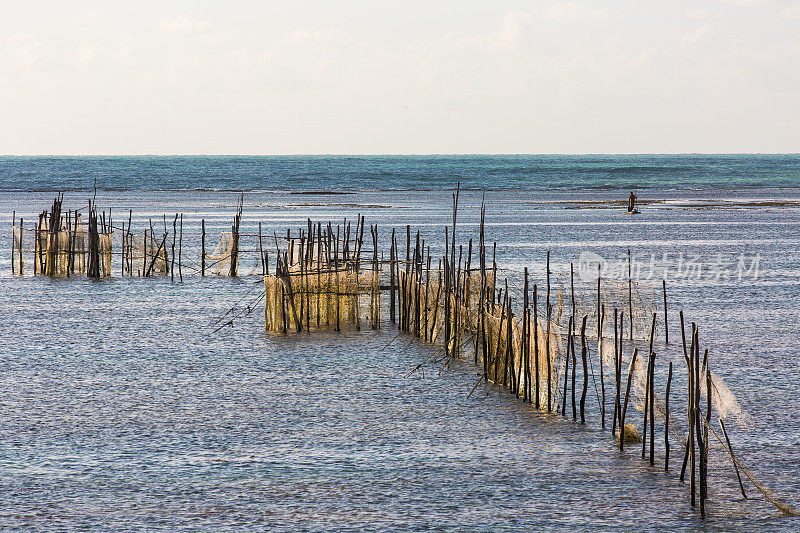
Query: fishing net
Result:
<box><xmin>11</xmin><ymin>218</ymin><xmax>112</xmax><ymax>278</ymax></box>
<box><xmin>264</xmin><ymin>268</ymin><xmax>380</xmax><ymax>333</ymax></box>
<box><xmin>205</xmin><ymin>232</ymin><xmax>237</xmax><ymax>276</ymax></box>
<box><xmin>129</xmin><ymin>231</ymin><xmax>168</xmax><ymax>276</ymax></box>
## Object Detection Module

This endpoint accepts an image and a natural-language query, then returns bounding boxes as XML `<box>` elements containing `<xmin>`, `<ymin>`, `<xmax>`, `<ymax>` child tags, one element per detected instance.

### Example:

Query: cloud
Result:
<box><xmin>781</xmin><ymin>5</ymin><xmax>800</xmax><ymax>18</ymax></box>
<box><xmin>723</xmin><ymin>0</ymin><xmax>772</xmax><ymax>5</ymax></box>
<box><xmin>545</xmin><ymin>2</ymin><xmax>609</xmax><ymax>23</ymax></box>
<box><xmin>680</xmin><ymin>26</ymin><xmax>713</xmax><ymax>48</ymax></box>
<box><xmin>71</xmin><ymin>42</ymin><xmax>97</xmax><ymax>65</ymax></box>
<box><xmin>6</xmin><ymin>34</ymin><xmax>42</xmax><ymax>70</ymax></box>
<box><xmin>442</xmin><ymin>11</ymin><xmax>536</xmax><ymax>53</ymax></box>
<box><xmin>686</xmin><ymin>7</ymin><xmax>712</xmax><ymax>19</ymax></box>
<box><xmin>159</xmin><ymin>15</ymin><xmax>210</xmax><ymax>32</ymax></box>
<box><xmin>284</xmin><ymin>28</ymin><xmax>351</xmax><ymax>46</ymax></box>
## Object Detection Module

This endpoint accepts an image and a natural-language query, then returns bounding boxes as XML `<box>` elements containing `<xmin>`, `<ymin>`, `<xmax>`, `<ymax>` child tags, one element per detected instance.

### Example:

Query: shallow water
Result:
<box><xmin>1</xmin><ymin>162</ymin><xmax>800</xmax><ymax>530</ymax></box>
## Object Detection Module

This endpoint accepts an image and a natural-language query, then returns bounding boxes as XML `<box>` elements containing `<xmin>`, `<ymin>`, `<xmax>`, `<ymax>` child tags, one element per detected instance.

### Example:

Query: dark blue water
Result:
<box><xmin>1</xmin><ymin>154</ymin><xmax>799</xmax><ymax>192</ymax></box>
<box><xmin>1</xmin><ymin>156</ymin><xmax>800</xmax><ymax>530</ymax></box>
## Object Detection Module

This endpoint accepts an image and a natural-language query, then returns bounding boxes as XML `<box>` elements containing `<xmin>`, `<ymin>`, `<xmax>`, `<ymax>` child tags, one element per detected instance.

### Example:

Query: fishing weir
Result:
<box><xmin>8</xmin><ymin>192</ymin><xmax>798</xmax><ymax>519</ymax></box>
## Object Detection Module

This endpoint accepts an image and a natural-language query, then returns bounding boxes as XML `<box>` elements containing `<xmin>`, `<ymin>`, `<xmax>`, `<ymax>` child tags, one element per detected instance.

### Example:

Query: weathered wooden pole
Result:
<box><xmin>612</xmin><ymin>309</ymin><xmax>620</xmax><ymax>434</ymax></box>
<box><xmin>562</xmin><ymin>316</ymin><xmax>572</xmax><ymax>416</ymax></box>
<box><xmin>178</xmin><ymin>213</ymin><xmax>183</xmax><ymax>282</ymax></box>
<box><xmin>580</xmin><ymin>315</ymin><xmax>588</xmax><ymax>424</ymax></box>
<box><xmin>390</xmin><ymin>228</ymin><xmax>396</xmax><ymax>324</ymax></box>
<box><xmin>665</xmin><ymin>361</ymin><xmax>673</xmax><ymax>471</ymax></box>
<box><xmin>201</xmin><ymin>219</ymin><xmax>206</xmax><ymax>276</ymax></box>
<box><xmin>546</xmin><ymin>251</ymin><xmax>552</xmax><ymax>412</ymax></box>
<box><xmin>619</xmin><ymin>347</ymin><xmax>639</xmax><ymax>451</ymax></box>
<box><xmin>571</xmin><ymin>315</ymin><xmax>577</xmax><ymax>420</ymax></box>
<box><xmin>690</xmin><ymin>324</ymin><xmax>697</xmax><ymax>507</ymax></box>
<box><xmin>599</xmin><ymin>304</ymin><xmax>606</xmax><ymax>428</ymax></box>
<box><xmin>679</xmin><ymin>310</ymin><xmax>691</xmax><ymax>483</ymax></box>
<box><xmin>719</xmin><ymin>418</ymin><xmax>747</xmax><ymax>499</ymax></box>
<box><xmin>663</xmin><ymin>279</ymin><xmax>669</xmax><ymax>344</ymax></box>
<box><xmin>570</xmin><ymin>262</ymin><xmax>576</xmax><ymax>335</ymax></box>
<box><xmin>618</xmin><ymin>312</ymin><xmax>624</xmax><ymax>429</ymax></box>
<box><xmin>533</xmin><ymin>284</ymin><xmax>540</xmax><ymax>409</ymax></box>
<box><xmin>523</xmin><ymin>268</ymin><xmax>530</xmax><ymax>402</ymax></box>
<box><xmin>11</xmin><ymin>211</ymin><xmax>15</xmax><ymax>275</ymax></box>
<box><xmin>335</xmin><ymin>225</ymin><xmax>341</xmax><ymax>331</ymax></box>
<box><xmin>643</xmin><ymin>313</ymin><xmax>656</xmax><ymax>460</ymax></box>
<box><xmin>259</xmin><ymin>222</ymin><xmax>265</xmax><ymax>276</ymax></box>
<box><xmin>18</xmin><ymin>217</ymin><xmax>24</xmax><ymax>274</ymax></box>
<box><xmin>171</xmin><ymin>214</ymin><xmax>177</xmax><ymax>282</ymax></box>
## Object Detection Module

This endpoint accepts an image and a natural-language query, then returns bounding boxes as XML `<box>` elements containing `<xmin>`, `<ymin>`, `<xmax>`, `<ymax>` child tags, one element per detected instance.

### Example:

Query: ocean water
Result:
<box><xmin>1</xmin><ymin>156</ymin><xmax>799</xmax><ymax>531</ymax></box>
<box><xmin>1</xmin><ymin>154</ymin><xmax>799</xmax><ymax>192</ymax></box>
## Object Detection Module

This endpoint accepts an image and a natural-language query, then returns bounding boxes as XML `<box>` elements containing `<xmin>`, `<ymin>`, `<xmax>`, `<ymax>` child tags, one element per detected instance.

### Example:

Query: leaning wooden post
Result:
<box><xmin>665</xmin><ymin>361</ymin><xmax>673</xmax><ymax>471</ymax></box>
<box><xmin>643</xmin><ymin>312</ymin><xmax>656</xmax><ymax>460</ymax></box>
<box><xmin>127</xmin><ymin>209</ymin><xmax>132</xmax><ymax>276</ymax></box>
<box><xmin>171</xmin><ymin>214</ymin><xmax>177</xmax><ymax>282</ymax></box>
<box><xmin>571</xmin><ymin>315</ymin><xmax>577</xmax><ymax>420</ymax></box>
<box><xmin>679</xmin><ymin>310</ymin><xmax>691</xmax><ymax>483</ymax></box>
<box><xmin>699</xmin><ymin>346</ymin><xmax>708</xmax><ymax>517</ymax></box>
<box><xmin>719</xmin><ymin>418</ymin><xmax>747</xmax><ymax>499</ymax></box>
<box><xmin>619</xmin><ymin>347</ymin><xmax>639</xmax><ymax>450</ymax></box>
<box><xmin>562</xmin><ymin>316</ymin><xmax>572</xmax><ymax>416</ymax></box>
<box><xmin>580</xmin><ymin>315</ymin><xmax>588</xmax><ymax>424</ymax></box>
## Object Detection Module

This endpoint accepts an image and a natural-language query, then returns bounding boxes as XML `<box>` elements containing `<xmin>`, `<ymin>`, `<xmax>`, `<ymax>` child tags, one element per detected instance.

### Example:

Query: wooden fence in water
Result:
<box><xmin>8</xmin><ymin>193</ymin><xmax>795</xmax><ymax>518</ymax></box>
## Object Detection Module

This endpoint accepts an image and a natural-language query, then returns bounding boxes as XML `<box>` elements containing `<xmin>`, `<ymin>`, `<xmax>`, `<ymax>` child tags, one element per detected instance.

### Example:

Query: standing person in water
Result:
<box><xmin>628</xmin><ymin>192</ymin><xmax>637</xmax><ymax>213</ymax></box>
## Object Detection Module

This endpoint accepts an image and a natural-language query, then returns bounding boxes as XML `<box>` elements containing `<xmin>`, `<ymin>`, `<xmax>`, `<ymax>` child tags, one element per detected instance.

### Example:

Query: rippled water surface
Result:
<box><xmin>1</xmin><ymin>162</ymin><xmax>800</xmax><ymax>530</ymax></box>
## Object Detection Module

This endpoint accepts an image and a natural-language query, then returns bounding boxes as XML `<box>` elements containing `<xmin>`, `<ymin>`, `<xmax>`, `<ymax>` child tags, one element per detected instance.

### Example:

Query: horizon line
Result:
<box><xmin>3</xmin><ymin>152</ymin><xmax>800</xmax><ymax>157</ymax></box>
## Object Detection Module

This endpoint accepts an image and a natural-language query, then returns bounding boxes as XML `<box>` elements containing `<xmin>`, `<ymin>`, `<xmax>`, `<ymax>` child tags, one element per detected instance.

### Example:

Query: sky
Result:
<box><xmin>1</xmin><ymin>0</ymin><xmax>798</xmax><ymax>155</ymax></box>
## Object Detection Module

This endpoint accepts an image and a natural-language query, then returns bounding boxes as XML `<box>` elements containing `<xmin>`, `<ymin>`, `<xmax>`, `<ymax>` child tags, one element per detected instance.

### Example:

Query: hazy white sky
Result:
<box><xmin>1</xmin><ymin>0</ymin><xmax>798</xmax><ymax>154</ymax></box>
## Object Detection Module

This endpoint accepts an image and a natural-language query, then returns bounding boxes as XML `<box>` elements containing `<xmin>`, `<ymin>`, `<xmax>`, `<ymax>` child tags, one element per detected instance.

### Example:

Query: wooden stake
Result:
<box><xmin>178</xmin><ymin>213</ymin><xmax>183</xmax><ymax>282</ymax></box>
<box><xmin>580</xmin><ymin>315</ymin><xmax>588</xmax><ymax>424</ymax></box>
<box><xmin>562</xmin><ymin>316</ymin><xmax>572</xmax><ymax>416</ymax></box>
<box><xmin>663</xmin><ymin>279</ymin><xmax>669</xmax><ymax>344</ymax></box>
<box><xmin>533</xmin><ymin>283</ymin><xmax>540</xmax><ymax>409</ymax></box>
<box><xmin>171</xmin><ymin>214</ymin><xmax>177</xmax><ymax>282</ymax></box>
<box><xmin>619</xmin><ymin>347</ymin><xmax>639</xmax><ymax>451</ymax></box>
<box><xmin>18</xmin><ymin>218</ymin><xmax>23</xmax><ymax>274</ymax></box>
<box><xmin>546</xmin><ymin>251</ymin><xmax>552</xmax><ymax>412</ymax></box>
<box><xmin>599</xmin><ymin>304</ymin><xmax>606</xmax><ymax>428</ymax></box>
<box><xmin>719</xmin><ymin>418</ymin><xmax>747</xmax><ymax>499</ymax></box>
<box><xmin>665</xmin><ymin>361</ymin><xmax>673</xmax><ymax>471</ymax></box>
